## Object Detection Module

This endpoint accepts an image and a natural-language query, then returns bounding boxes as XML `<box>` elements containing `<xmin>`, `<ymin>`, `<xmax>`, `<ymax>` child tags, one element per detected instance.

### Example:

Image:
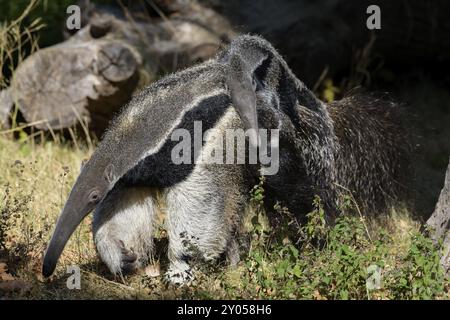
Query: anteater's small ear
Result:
<box><xmin>104</xmin><ymin>163</ymin><xmax>116</xmax><ymax>184</ymax></box>
<box><xmin>226</xmin><ymin>52</ymin><xmax>267</xmax><ymax>149</ymax></box>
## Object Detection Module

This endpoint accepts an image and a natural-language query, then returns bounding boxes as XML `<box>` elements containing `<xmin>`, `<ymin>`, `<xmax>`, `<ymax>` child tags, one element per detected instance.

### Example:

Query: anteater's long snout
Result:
<box><xmin>43</xmin><ymin>201</ymin><xmax>92</xmax><ymax>277</ymax></box>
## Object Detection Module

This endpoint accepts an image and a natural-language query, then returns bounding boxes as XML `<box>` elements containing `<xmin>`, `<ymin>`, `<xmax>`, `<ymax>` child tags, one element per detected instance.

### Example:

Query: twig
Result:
<box><xmin>82</xmin><ymin>269</ymin><xmax>136</xmax><ymax>291</ymax></box>
<box><xmin>0</xmin><ymin>120</ymin><xmax>49</xmax><ymax>134</ymax></box>
<box><xmin>312</xmin><ymin>66</ymin><xmax>329</xmax><ymax>93</ymax></box>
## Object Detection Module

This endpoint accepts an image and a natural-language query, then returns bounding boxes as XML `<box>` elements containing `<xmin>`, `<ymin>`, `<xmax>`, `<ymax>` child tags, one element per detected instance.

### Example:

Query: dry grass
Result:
<box><xmin>0</xmin><ymin>133</ymin><xmax>247</xmax><ymax>299</ymax></box>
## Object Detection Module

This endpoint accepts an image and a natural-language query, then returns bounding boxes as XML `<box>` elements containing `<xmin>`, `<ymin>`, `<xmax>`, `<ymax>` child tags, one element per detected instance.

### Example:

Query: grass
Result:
<box><xmin>0</xmin><ymin>133</ymin><xmax>448</xmax><ymax>300</ymax></box>
<box><xmin>0</xmin><ymin>0</ymin><xmax>44</xmax><ymax>90</ymax></box>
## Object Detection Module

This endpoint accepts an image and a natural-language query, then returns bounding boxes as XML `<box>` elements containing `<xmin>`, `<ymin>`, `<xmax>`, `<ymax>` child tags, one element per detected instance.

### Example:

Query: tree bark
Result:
<box><xmin>426</xmin><ymin>157</ymin><xmax>450</xmax><ymax>275</ymax></box>
<box><xmin>10</xmin><ymin>35</ymin><xmax>140</xmax><ymax>134</ymax></box>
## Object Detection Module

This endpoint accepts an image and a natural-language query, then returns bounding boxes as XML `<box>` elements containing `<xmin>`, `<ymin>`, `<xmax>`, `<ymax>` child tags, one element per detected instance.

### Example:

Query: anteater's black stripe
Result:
<box><xmin>254</xmin><ymin>54</ymin><xmax>272</xmax><ymax>84</ymax></box>
<box><xmin>121</xmin><ymin>93</ymin><xmax>231</xmax><ymax>187</ymax></box>
<box><xmin>297</xmin><ymin>85</ymin><xmax>322</xmax><ymax>112</ymax></box>
<box><xmin>277</xmin><ymin>67</ymin><xmax>323</xmax><ymax>132</ymax></box>
<box><xmin>278</xmin><ymin>67</ymin><xmax>302</xmax><ymax>127</ymax></box>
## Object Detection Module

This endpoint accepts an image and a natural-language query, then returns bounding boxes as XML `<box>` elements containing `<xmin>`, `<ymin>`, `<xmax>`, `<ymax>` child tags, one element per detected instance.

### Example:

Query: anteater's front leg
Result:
<box><xmin>92</xmin><ymin>186</ymin><xmax>156</xmax><ymax>276</ymax></box>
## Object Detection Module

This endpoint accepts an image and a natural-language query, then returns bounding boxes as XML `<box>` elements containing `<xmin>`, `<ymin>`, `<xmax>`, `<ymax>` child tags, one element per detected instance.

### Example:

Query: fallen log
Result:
<box><xmin>4</xmin><ymin>3</ymin><xmax>234</xmax><ymax>135</ymax></box>
<box><xmin>9</xmin><ymin>34</ymin><xmax>140</xmax><ymax>133</ymax></box>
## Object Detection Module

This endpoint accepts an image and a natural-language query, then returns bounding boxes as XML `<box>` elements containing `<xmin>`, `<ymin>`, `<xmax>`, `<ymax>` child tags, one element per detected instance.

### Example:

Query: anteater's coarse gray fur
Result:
<box><xmin>263</xmin><ymin>91</ymin><xmax>409</xmax><ymax>221</ymax></box>
<box><xmin>42</xmin><ymin>35</ymin><xmax>409</xmax><ymax>284</ymax></box>
<box><xmin>330</xmin><ymin>93</ymin><xmax>409</xmax><ymax>212</ymax></box>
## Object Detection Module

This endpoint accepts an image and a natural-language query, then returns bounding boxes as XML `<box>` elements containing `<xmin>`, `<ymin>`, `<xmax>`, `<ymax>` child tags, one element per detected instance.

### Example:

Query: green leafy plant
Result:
<box><xmin>389</xmin><ymin>233</ymin><xmax>445</xmax><ymax>299</ymax></box>
<box><xmin>224</xmin><ymin>187</ymin><xmax>447</xmax><ymax>300</ymax></box>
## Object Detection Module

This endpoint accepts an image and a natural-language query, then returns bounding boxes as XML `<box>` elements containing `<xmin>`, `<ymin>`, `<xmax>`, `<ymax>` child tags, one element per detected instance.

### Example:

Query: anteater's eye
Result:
<box><xmin>88</xmin><ymin>190</ymin><xmax>100</xmax><ymax>203</ymax></box>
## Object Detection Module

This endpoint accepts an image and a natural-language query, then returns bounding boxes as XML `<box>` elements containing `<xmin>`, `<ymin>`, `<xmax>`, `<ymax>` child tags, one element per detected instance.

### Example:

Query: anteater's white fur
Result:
<box><xmin>93</xmin><ymin>108</ymin><xmax>246</xmax><ymax>283</ymax></box>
